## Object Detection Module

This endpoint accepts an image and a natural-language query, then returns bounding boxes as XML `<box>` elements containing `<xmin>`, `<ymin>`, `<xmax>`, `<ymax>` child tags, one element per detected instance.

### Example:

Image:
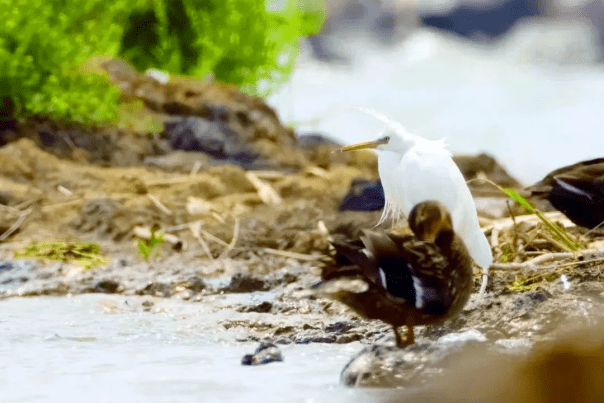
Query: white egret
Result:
<box><xmin>340</xmin><ymin>109</ymin><xmax>492</xmax><ymax>291</ymax></box>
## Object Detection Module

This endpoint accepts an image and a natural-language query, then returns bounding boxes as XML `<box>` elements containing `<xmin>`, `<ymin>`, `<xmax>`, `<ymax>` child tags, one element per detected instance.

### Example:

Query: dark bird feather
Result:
<box><xmin>528</xmin><ymin>158</ymin><xmax>604</xmax><ymax>229</ymax></box>
<box><xmin>312</xmin><ymin>201</ymin><xmax>474</xmax><ymax>347</ymax></box>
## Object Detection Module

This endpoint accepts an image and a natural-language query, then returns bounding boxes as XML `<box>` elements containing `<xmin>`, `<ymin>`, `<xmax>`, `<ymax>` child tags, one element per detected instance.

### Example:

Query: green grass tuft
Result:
<box><xmin>136</xmin><ymin>228</ymin><xmax>165</xmax><ymax>262</ymax></box>
<box><xmin>14</xmin><ymin>241</ymin><xmax>109</xmax><ymax>270</ymax></box>
<box><xmin>502</xmin><ymin>188</ymin><xmax>580</xmax><ymax>252</ymax></box>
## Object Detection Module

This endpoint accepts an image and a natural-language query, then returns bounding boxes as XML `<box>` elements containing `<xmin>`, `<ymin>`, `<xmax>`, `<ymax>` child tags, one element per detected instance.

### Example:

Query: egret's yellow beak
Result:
<box><xmin>339</xmin><ymin>138</ymin><xmax>388</xmax><ymax>152</ymax></box>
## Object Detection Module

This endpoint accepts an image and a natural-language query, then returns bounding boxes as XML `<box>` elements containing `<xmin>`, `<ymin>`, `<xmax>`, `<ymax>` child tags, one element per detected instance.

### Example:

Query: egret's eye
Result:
<box><xmin>381</xmin><ymin>136</ymin><xmax>390</xmax><ymax>143</ymax></box>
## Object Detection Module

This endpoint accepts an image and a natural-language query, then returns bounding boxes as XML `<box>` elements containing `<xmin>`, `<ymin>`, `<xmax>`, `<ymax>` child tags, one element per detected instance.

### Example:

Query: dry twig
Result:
<box><xmin>197</xmin><ymin>228</ymin><xmax>229</xmax><ymax>247</ymax></box>
<box><xmin>490</xmin><ymin>248</ymin><xmax>604</xmax><ymax>272</ymax></box>
<box><xmin>219</xmin><ymin>218</ymin><xmax>240</xmax><ymax>259</ymax></box>
<box><xmin>0</xmin><ymin>208</ymin><xmax>32</xmax><ymax>241</ymax></box>
<box><xmin>262</xmin><ymin>248</ymin><xmax>322</xmax><ymax>261</ymax></box>
<box><xmin>245</xmin><ymin>172</ymin><xmax>282</xmax><ymax>205</ymax></box>
<box><xmin>252</xmin><ymin>171</ymin><xmax>285</xmax><ymax>180</ymax></box>
<box><xmin>189</xmin><ymin>221</ymin><xmax>213</xmax><ymax>260</ymax></box>
<box><xmin>190</xmin><ymin>161</ymin><xmax>203</xmax><ymax>176</ymax></box>
<box><xmin>132</xmin><ymin>226</ymin><xmax>182</xmax><ymax>248</ymax></box>
<box><xmin>146</xmin><ymin>194</ymin><xmax>172</xmax><ymax>216</ymax></box>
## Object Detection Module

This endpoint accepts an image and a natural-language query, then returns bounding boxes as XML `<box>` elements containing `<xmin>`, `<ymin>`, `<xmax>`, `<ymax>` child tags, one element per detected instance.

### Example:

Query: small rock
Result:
<box><xmin>325</xmin><ymin>321</ymin><xmax>354</xmax><ymax>334</ymax></box>
<box><xmin>185</xmin><ymin>277</ymin><xmax>206</xmax><ymax>293</ymax></box>
<box><xmin>336</xmin><ymin>334</ymin><xmax>362</xmax><ymax>344</ymax></box>
<box><xmin>0</xmin><ymin>262</ymin><xmax>15</xmax><ymax>272</ymax></box>
<box><xmin>0</xmin><ymin>260</ymin><xmax>35</xmax><ymax>287</ymax></box>
<box><xmin>241</xmin><ymin>342</ymin><xmax>283</xmax><ymax>366</ymax></box>
<box><xmin>224</xmin><ymin>273</ymin><xmax>270</xmax><ymax>293</ymax></box>
<box><xmin>137</xmin><ymin>282</ymin><xmax>171</xmax><ymax>297</ymax></box>
<box><xmin>94</xmin><ymin>279</ymin><xmax>120</xmax><ymax>294</ymax></box>
<box><xmin>512</xmin><ymin>291</ymin><xmax>549</xmax><ymax>311</ymax></box>
<box><xmin>237</xmin><ymin>301</ymin><xmax>273</xmax><ymax>313</ymax></box>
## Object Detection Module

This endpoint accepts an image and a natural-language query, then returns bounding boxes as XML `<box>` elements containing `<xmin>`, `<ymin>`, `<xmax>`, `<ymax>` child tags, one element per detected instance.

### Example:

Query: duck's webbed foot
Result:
<box><xmin>393</xmin><ymin>325</ymin><xmax>415</xmax><ymax>347</ymax></box>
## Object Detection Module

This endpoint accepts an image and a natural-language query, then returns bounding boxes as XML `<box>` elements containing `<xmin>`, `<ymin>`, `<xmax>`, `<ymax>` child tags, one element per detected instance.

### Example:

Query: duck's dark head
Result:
<box><xmin>408</xmin><ymin>201</ymin><xmax>454</xmax><ymax>247</ymax></box>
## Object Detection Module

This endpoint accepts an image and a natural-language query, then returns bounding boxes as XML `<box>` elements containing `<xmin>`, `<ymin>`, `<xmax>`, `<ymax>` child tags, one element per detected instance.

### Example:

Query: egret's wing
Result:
<box><xmin>396</xmin><ymin>148</ymin><xmax>469</xmax><ymax>222</ymax></box>
<box><xmin>394</xmin><ymin>148</ymin><xmax>492</xmax><ymax>268</ymax></box>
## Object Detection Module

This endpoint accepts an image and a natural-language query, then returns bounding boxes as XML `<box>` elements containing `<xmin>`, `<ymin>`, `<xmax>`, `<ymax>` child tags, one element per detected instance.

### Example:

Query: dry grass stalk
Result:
<box><xmin>219</xmin><ymin>218</ymin><xmax>240</xmax><ymax>259</ymax></box>
<box><xmin>491</xmin><ymin>248</ymin><xmax>604</xmax><ymax>272</ymax></box>
<box><xmin>146</xmin><ymin>194</ymin><xmax>173</xmax><ymax>215</ymax></box>
<box><xmin>245</xmin><ymin>172</ymin><xmax>282</xmax><ymax>205</ymax></box>
<box><xmin>262</xmin><ymin>247</ymin><xmax>322</xmax><ymax>261</ymax></box>
<box><xmin>189</xmin><ymin>221</ymin><xmax>213</xmax><ymax>260</ymax></box>
<box><xmin>132</xmin><ymin>226</ymin><xmax>181</xmax><ymax>247</ymax></box>
<box><xmin>0</xmin><ymin>207</ymin><xmax>32</xmax><ymax>241</ymax></box>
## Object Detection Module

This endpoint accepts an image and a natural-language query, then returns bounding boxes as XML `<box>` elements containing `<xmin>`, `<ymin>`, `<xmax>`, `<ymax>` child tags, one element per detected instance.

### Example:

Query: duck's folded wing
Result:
<box><xmin>323</xmin><ymin>240</ymin><xmax>376</xmax><ymax>280</ymax></box>
<box><xmin>400</xmin><ymin>240</ymin><xmax>454</xmax><ymax>315</ymax></box>
<box><xmin>327</xmin><ymin>231</ymin><xmax>408</xmax><ymax>286</ymax></box>
<box><xmin>553</xmin><ymin>175</ymin><xmax>604</xmax><ymax>202</ymax></box>
<box><xmin>408</xmin><ymin>271</ymin><xmax>452</xmax><ymax>316</ymax></box>
<box><xmin>528</xmin><ymin>158</ymin><xmax>604</xmax><ymax>196</ymax></box>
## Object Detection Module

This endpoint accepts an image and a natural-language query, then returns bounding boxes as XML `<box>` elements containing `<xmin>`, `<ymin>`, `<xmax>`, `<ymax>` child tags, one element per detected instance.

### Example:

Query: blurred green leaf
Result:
<box><xmin>0</xmin><ymin>0</ymin><xmax>325</xmax><ymax>121</ymax></box>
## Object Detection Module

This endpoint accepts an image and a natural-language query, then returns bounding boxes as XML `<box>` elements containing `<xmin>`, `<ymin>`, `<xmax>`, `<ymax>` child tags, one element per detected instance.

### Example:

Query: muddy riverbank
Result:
<box><xmin>3</xmin><ymin>64</ymin><xmax>604</xmax><ymax>398</ymax></box>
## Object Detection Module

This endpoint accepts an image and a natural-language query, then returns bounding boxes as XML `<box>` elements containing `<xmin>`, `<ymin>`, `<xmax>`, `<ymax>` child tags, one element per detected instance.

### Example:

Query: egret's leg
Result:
<box><xmin>478</xmin><ymin>268</ymin><xmax>489</xmax><ymax>297</ymax></box>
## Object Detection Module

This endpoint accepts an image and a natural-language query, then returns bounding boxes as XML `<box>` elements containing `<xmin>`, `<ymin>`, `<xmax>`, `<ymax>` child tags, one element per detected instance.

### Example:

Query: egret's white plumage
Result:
<box><xmin>342</xmin><ymin>108</ymin><xmax>493</xmax><ymax>271</ymax></box>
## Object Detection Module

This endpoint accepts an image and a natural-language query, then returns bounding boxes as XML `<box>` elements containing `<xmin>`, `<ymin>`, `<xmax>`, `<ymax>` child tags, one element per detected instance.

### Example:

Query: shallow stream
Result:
<box><xmin>0</xmin><ymin>294</ymin><xmax>398</xmax><ymax>403</ymax></box>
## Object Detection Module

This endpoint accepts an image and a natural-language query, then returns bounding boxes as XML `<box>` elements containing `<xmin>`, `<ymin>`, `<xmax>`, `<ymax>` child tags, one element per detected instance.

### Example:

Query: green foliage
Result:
<box><xmin>14</xmin><ymin>241</ymin><xmax>109</xmax><ymax>270</ymax></box>
<box><xmin>120</xmin><ymin>0</ymin><xmax>324</xmax><ymax>96</ymax></box>
<box><xmin>136</xmin><ymin>228</ymin><xmax>165</xmax><ymax>261</ymax></box>
<box><xmin>0</xmin><ymin>0</ymin><xmax>324</xmax><ymax>122</ymax></box>
<box><xmin>0</xmin><ymin>0</ymin><xmax>132</xmax><ymax>122</ymax></box>
<box><xmin>500</xmin><ymin>244</ymin><xmax>515</xmax><ymax>263</ymax></box>
<box><xmin>503</xmin><ymin>188</ymin><xmax>580</xmax><ymax>252</ymax></box>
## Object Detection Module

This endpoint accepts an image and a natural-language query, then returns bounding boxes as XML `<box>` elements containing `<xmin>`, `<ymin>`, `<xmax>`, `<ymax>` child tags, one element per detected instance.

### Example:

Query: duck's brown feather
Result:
<box><xmin>314</xmin><ymin>228</ymin><xmax>473</xmax><ymax>328</ymax></box>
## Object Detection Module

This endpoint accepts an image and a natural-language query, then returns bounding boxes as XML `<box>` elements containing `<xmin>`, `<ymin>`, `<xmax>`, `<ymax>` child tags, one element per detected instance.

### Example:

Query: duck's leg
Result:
<box><xmin>393</xmin><ymin>325</ymin><xmax>415</xmax><ymax>347</ymax></box>
<box><xmin>393</xmin><ymin>326</ymin><xmax>404</xmax><ymax>347</ymax></box>
<box><xmin>402</xmin><ymin>325</ymin><xmax>415</xmax><ymax>345</ymax></box>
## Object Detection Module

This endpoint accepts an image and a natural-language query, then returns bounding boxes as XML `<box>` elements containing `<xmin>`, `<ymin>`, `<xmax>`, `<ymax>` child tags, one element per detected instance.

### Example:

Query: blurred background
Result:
<box><xmin>2</xmin><ymin>0</ymin><xmax>603</xmax><ymax>184</ymax></box>
<box><xmin>268</xmin><ymin>0</ymin><xmax>604</xmax><ymax>184</ymax></box>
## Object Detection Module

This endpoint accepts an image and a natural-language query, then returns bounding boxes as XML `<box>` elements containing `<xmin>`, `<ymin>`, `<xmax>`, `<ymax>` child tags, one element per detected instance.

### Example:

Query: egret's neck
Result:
<box><xmin>380</xmin><ymin>136</ymin><xmax>418</xmax><ymax>162</ymax></box>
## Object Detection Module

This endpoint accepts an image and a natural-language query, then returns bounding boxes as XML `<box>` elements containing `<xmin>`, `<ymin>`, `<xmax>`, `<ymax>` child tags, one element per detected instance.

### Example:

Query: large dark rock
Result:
<box><xmin>341</xmin><ymin>329</ymin><xmax>488</xmax><ymax>387</ymax></box>
<box><xmin>164</xmin><ymin>117</ymin><xmax>267</xmax><ymax>169</ymax></box>
<box><xmin>339</xmin><ymin>179</ymin><xmax>384</xmax><ymax>211</ymax></box>
<box><xmin>421</xmin><ymin>0</ymin><xmax>539</xmax><ymax>40</ymax></box>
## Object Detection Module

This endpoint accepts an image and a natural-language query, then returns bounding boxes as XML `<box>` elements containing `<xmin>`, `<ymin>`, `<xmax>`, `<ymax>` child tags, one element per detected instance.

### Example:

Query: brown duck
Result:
<box><xmin>313</xmin><ymin>200</ymin><xmax>474</xmax><ymax>347</ymax></box>
<box><xmin>528</xmin><ymin>157</ymin><xmax>604</xmax><ymax>229</ymax></box>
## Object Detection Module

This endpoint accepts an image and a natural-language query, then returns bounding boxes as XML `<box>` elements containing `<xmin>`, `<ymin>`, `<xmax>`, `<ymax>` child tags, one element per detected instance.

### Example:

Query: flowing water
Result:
<box><xmin>0</xmin><ymin>295</ymin><xmax>394</xmax><ymax>403</ymax></box>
